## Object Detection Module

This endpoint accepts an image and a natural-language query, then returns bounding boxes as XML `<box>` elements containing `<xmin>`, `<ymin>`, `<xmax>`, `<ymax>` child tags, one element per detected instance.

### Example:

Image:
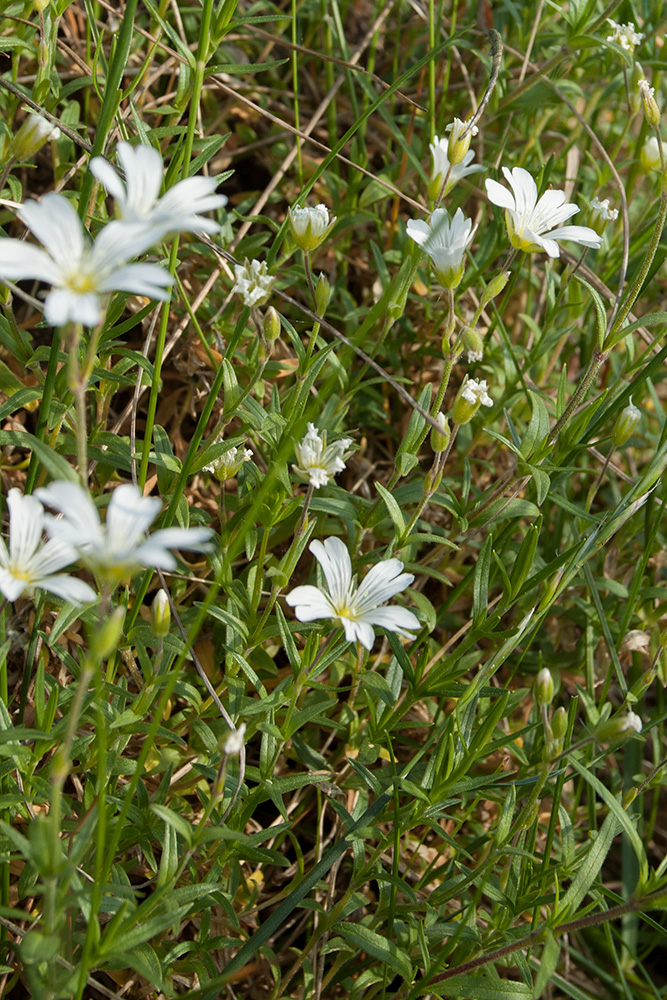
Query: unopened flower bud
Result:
<box><xmin>612</xmin><ymin>397</ymin><xmax>640</xmax><ymax>446</ymax></box>
<box><xmin>11</xmin><ymin>112</ymin><xmax>60</xmax><ymax>163</ymax></box>
<box><xmin>430</xmin><ymin>413</ymin><xmax>450</xmax><ymax>453</ymax></box>
<box><xmin>152</xmin><ymin>588</ymin><xmax>171</xmax><ymax>637</ymax></box>
<box><xmin>34</xmin><ymin>0</ymin><xmax>49</xmax><ymax>11</ymax></box>
<box><xmin>451</xmin><ymin>377</ymin><xmax>493</xmax><ymax>425</ymax></box>
<box><xmin>479</xmin><ymin>270</ymin><xmax>510</xmax><ymax>309</ymax></box>
<box><xmin>461</xmin><ymin>326</ymin><xmax>484</xmax><ymax>363</ymax></box>
<box><xmin>264</xmin><ymin>306</ymin><xmax>281</xmax><ymax>342</ymax></box>
<box><xmin>640</xmin><ymin>136</ymin><xmax>667</xmax><ymax>172</ymax></box>
<box><xmin>315</xmin><ymin>272</ymin><xmax>331</xmax><ymax>314</ymax></box>
<box><xmin>534</xmin><ymin>667</ymin><xmax>555</xmax><ymax>707</ymax></box>
<box><xmin>638</xmin><ymin>79</ymin><xmax>660</xmax><ymax>127</ymax></box>
<box><xmin>596</xmin><ymin>710</ymin><xmax>643</xmax><ymax>745</ymax></box>
<box><xmin>223</xmin><ymin>722</ymin><xmax>246</xmax><ymax>756</ymax></box>
<box><xmin>91</xmin><ymin>606</ymin><xmax>125</xmax><ymax>661</ymax></box>
<box><xmin>551</xmin><ymin>706</ymin><xmax>568</xmax><ymax>740</ymax></box>
<box><xmin>288</xmin><ymin>203</ymin><xmax>336</xmax><ymax>252</ymax></box>
<box><xmin>446</xmin><ymin>118</ymin><xmax>478</xmax><ymax>165</ymax></box>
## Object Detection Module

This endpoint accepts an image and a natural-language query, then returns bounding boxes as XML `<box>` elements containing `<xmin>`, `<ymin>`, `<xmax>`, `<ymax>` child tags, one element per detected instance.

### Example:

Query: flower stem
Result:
<box><xmin>296</xmin><ymin>481</ymin><xmax>315</xmax><ymax>537</ymax></box>
<box><xmin>304</xmin><ymin>250</ymin><xmax>316</xmax><ymax>306</ymax></box>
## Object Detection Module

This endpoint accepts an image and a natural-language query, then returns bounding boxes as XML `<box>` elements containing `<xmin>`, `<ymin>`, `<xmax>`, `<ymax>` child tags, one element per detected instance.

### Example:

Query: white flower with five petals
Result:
<box><xmin>0</xmin><ymin>193</ymin><xmax>173</xmax><ymax>327</ymax></box>
<box><xmin>293</xmin><ymin>424</ymin><xmax>353</xmax><ymax>488</ymax></box>
<box><xmin>286</xmin><ymin>537</ymin><xmax>420</xmax><ymax>650</ymax></box>
<box><xmin>407</xmin><ymin>208</ymin><xmax>476</xmax><ymax>289</ymax></box>
<box><xmin>485</xmin><ymin>167</ymin><xmax>602</xmax><ymax>258</ymax></box>
<box><xmin>37</xmin><ymin>482</ymin><xmax>212</xmax><ymax>583</ymax></box>
<box><xmin>0</xmin><ymin>489</ymin><xmax>96</xmax><ymax>604</ymax></box>
<box><xmin>90</xmin><ymin>141</ymin><xmax>227</xmax><ymax>239</ymax></box>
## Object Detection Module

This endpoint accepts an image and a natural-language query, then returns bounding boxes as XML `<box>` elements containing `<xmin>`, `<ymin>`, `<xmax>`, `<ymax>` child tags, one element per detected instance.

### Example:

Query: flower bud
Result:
<box><xmin>204</xmin><ymin>443</ymin><xmax>253</xmax><ymax>482</ymax></box>
<box><xmin>451</xmin><ymin>377</ymin><xmax>493</xmax><ymax>425</ymax></box>
<box><xmin>264</xmin><ymin>306</ymin><xmax>281</xmax><ymax>342</ymax></box>
<box><xmin>288</xmin><ymin>204</ymin><xmax>336</xmax><ymax>252</ymax></box>
<box><xmin>223</xmin><ymin>722</ymin><xmax>247</xmax><ymax>756</ymax></box>
<box><xmin>612</xmin><ymin>397</ymin><xmax>640</xmax><ymax>446</ymax></box>
<box><xmin>151</xmin><ymin>588</ymin><xmax>171</xmax><ymax>638</ymax></box>
<box><xmin>638</xmin><ymin>79</ymin><xmax>660</xmax><ymax>127</ymax></box>
<box><xmin>640</xmin><ymin>136</ymin><xmax>667</xmax><ymax>172</ymax></box>
<box><xmin>315</xmin><ymin>272</ymin><xmax>331</xmax><ymax>315</ymax></box>
<box><xmin>446</xmin><ymin>118</ymin><xmax>478</xmax><ymax>165</ymax></box>
<box><xmin>91</xmin><ymin>606</ymin><xmax>125</xmax><ymax>661</ymax></box>
<box><xmin>461</xmin><ymin>327</ymin><xmax>484</xmax><ymax>363</ymax></box>
<box><xmin>33</xmin><ymin>0</ymin><xmax>49</xmax><ymax>9</ymax></box>
<box><xmin>430</xmin><ymin>412</ymin><xmax>450</xmax><ymax>453</ymax></box>
<box><xmin>479</xmin><ymin>270</ymin><xmax>510</xmax><ymax>309</ymax></box>
<box><xmin>551</xmin><ymin>706</ymin><xmax>568</xmax><ymax>740</ymax></box>
<box><xmin>10</xmin><ymin>113</ymin><xmax>60</xmax><ymax>163</ymax></box>
<box><xmin>534</xmin><ymin>667</ymin><xmax>555</xmax><ymax>707</ymax></box>
<box><xmin>596</xmin><ymin>710</ymin><xmax>643</xmax><ymax>745</ymax></box>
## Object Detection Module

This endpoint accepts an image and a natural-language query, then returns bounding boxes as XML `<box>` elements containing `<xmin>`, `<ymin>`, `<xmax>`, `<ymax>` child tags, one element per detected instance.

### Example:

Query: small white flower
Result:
<box><xmin>36</xmin><ymin>481</ymin><xmax>212</xmax><ymax>583</ymax></box>
<box><xmin>485</xmin><ymin>167</ymin><xmax>602</xmax><ymax>258</ymax></box>
<box><xmin>12</xmin><ymin>112</ymin><xmax>60</xmax><ymax>162</ymax></box>
<box><xmin>285</xmin><ymin>536</ymin><xmax>420</xmax><ymax>651</ymax></box>
<box><xmin>428</xmin><ymin>136</ymin><xmax>484</xmax><ymax>200</ymax></box>
<box><xmin>288</xmin><ymin>204</ymin><xmax>336</xmax><ymax>251</ymax></box>
<box><xmin>0</xmin><ymin>193</ymin><xmax>173</xmax><ymax>327</ymax></box>
<box><xmin>623</xmin><ymin>711</ymin><xmax>643</xmax><ymax>734</ymax></box>
<box><xmin>203</xmin><ymin>444</ymin><xmax>252</xmax><ymax>482</ymax></box>
<box><xmin>0</xmin><ymin>489</ymin><xmax>96</xmax><ymax>604</ymax></box>
<box><xmin>90</xmin><ymin>141</ymin><xmax>227</xmax><ymax>239</ymax></box>
<box><xmin>638</xmin><ymin>79</ymin><xmax>654</xmax><ymax>101</ymax></box>
<box><xmin>606</xmin><ymin>19</ymin><xmax>643</xmax><ymax>51</ymax></box>
<box><xmin>232</xmin><ymin>259</ymin><xmax>274</xmax><ymax>308</ymax></box>
<box><xmin>293</xmin><ymin>424</ymin><xmax>353</xmax><ymax>488</ymax></box>
<box><xmin>590</xmin><ymin>196</ymin><xmax>618</xmax><ymax>224</ymax></box>
<box><xmin>406</xmin><ymin>208</ymin><xmax>476</xmax><ymax>289</ymax></box>
<box><xmin>467</xmin><ymin>347</ymin><xmax>483</xmax><ymax>363</ymax></box>
<box><xmin>640</xmin><ymin>136</ymin><xmax>667</xmax><ymax>171</ymax></box>
<box><xmin>223</xmin><ymin>722</ymin><xmax>246</xmax><ymax>756</ymax></box>
<box><xmin>461</xmin><ymin>377</ymin><xmax>493</xmax><ymax>407</ymax></box>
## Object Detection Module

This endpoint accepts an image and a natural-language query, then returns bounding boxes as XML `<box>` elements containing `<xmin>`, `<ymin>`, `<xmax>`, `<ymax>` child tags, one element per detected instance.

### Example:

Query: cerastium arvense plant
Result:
<box><xmin>0</xmin><ymin>1</ymin><xmax>665</xmax><ymax>998</ymax></box>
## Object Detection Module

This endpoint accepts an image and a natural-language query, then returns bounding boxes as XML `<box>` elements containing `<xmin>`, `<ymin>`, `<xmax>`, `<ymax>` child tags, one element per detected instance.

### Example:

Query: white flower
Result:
<box><xmin>406</xmin><ymin>208</ymin><xmax>476</xmax><ymax>288</ymax></box>
<box><xmin>428</xmin><ymin>136</ymin><xmax>484</xmax><ymax>200</ymax></box>
<box><xmin>485</xmin><ymin>167</ymin><xmax>602</xmax><ymax>258</ymax></box>
<box><xmin>461</xmin><ymin>377</ymin><xmax>493</xmax><ymax>407</ymax></box>
<box><xmin>590</xmin><ymin>196</ymin><xmax>618</xmax><ymax>225</ymax></box>
<box><xmin>293</xmin><ymin>424</ymin><xmax>353</xmax><ymax>488</ymax></box>
<box><xmin>606</xmin><ymin>19</ymin><xmax>643</xmax><ymax>51</ymax></box>
<box><xmin>223</xmin><ymin>722</ymin><xmax>246</xmax><ymax>756</ymax></box>
<box><xmin>0</xmin><ymin>489</ymin><xmax>96</xmax><ymax>604</ymax></box>
<box><xmin>285</xmin><ymin>536</ymin><xmax>420</xmax><ymax>651</ymax></box>
<box><xmin>90</xmin><ymin>141</ymin><xmax>227</xmax><ymax>239</ymax></box>
<box><xmin>12</xmin><ymin>112</ymin><xmax>60</xmax><ymax>162</ymax></box>
<box><xmin>203</xmin><ymin>444</ymin><xmax>252</xmax><ymax>482</ymax></box>
<box><xmin>638</xmin><ymin>79</ymin><xmax>654</xmax><ymax>101</ymax></box>
<box><xmin>0</xmin><ymin>193</ymin><xmax>173</xmax><ymax>327</ymax></box>
<box><xmin>232</xmin><ymin>259</ymin><xmax>274</xmax><ymax>308</ymax></box>
<box><xmin>36</xmin><ymin>481</ymin><xmax>212</xmax><ymax>582</ymax></box>
<box><xmin>623</xmin><ymin>711</ymin><xmax>643</xmax><ymax>734</ymax></box>
<box><xmin>640</xmin><ymin>136</ymin><xmax>667</xmax><ymax>171</ymax></box>
<box><xmin>288</xmin><ymin>204</ymin><xmax>336</xmax><ymax>251</ymax></box>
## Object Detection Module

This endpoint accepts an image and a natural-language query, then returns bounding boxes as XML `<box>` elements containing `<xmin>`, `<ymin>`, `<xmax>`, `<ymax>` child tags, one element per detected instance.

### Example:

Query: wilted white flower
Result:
<box><xmin>286</xmin><ymin>536</ymin><xmax>420</xmax><ymax>651</ymax></box>
<box><xmin>596</xmin><ymin>709</ymin><xmax>643</xmax><ymax>744</ymax></box>
<box><xmin>0</xmin><ymin>489</ymin><xmax>96</xmax><ymax>604</ymax></box>
<box><xmin>203</xmin><ymin>445</ymin><xmax>252</xmax><ymax>482</ymax></box>
<box><xmin>638</xmin><ymin>79</ymin><xmax>660</xmax><ymax>126</ymax></box>
<box><xmin>11</xmin><ymin>112</ymin><xmax>60</xmax><ymax>162</ymax></box>
<box><xmin>293</xmin><ymin>424</ymin><xmax>353</xmax><ymax>488</ymax></box>
<box><xmin>606</xmin><ymin>19</ymin><xmax>643</xmax><ymax>52</ymax></box>
<box><xmin>624</xmin><ymin>711</ymin><xmax>643</xmax><ymax>733</ymax></box>
<box><xmin>406</xmin><ymin>207</ymin><xmax>476</xmax><ymax>289</ymax></box>
<box><xmin>451</xmin><ymin>376</ymin><xmax>493</xmax><ymax>425</ymax></box>
<box><xmin>288</xmin><ymin>204</ymin><xmax>336</xmax><ymax>252</ymax></box>
<box><xmin>91</xmin><ymin>141</ymin><xmax>227</xmax><ymax>239</ymax></box>
<box><xmin>0</xmin><ymin>193</ymin><xmax>173</xmax><ymax>327</ymax></box>
<box><xmin>485</xmin><ymin>167</ymin><xmax>602</xmax><ymax>258</ymax></box>
<box><xmin>232</xmin><ymin>259</ymin><xmax>274</xmax><ymax>308</ymax></box>
<box><xmin>37</xmin><ymin>481</ymin><xmax>212</xmax><ymax>583</ymax></box>
<box><xmin>620</xmin><ymin>630</ymin><xmax>651</xmax><ymax>655</ymax></box>
<box><xmin>445</xmin><ymin>118</ymin><xmax>479</xmax><ymax>164</ymax></box>
<box><xmin>223</xmin><ymin>722</ymin><xmax>246</xmax><ymax>756</ymax></box>
<box><xmin>640</xmin><ymin>136</ymin><xmax>667</xmax><ymax>171</ymax></box>
<box><xmin>590</xmin><ymin>196</ymin><xmax>619</xmax><ymax>225</ymax></box>
<box><xmin>428</xmin><ymin>136</ymin><xmax>484</xmax><ymax>200</ymax></box>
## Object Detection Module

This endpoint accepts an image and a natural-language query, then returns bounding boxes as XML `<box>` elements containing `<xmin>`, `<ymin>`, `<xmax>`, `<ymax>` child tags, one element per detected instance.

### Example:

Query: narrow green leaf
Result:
<box><xmin>336</xmin><ymin>922</ymin><xmax>412</xmax><ymax>980</ymax></box>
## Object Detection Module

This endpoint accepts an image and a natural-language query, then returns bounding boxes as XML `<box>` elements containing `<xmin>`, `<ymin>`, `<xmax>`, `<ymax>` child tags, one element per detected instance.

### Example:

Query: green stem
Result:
<box><xmin>25</xmin><ymin>328</ymin><xmax>61</xmax><ymax>493</ymax></box>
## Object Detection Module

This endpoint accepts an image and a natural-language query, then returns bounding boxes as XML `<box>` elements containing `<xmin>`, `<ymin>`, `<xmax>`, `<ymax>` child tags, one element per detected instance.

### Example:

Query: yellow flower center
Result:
<box><xmin>65</xmin><ymin>271</ymin><xmax>97</xmax><ymax>294</ymax></box>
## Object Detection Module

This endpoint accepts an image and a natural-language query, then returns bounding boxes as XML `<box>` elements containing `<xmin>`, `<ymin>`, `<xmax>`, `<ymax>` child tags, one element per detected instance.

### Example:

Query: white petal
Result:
<box><xmin>485</xmin><ymin>177</ymin><xmax>516</xmax><ymax>211</ymax></box>
<box><xmin>359</xmin><ymin>605</ymin><xmax>420</xmax><ymax>638</ymax></box>
<box><xmin>37</xmin><ymin>574</ymin><xmax>97</xmax><ymax>604</ymax></box>
<box><xmin>44</xmin><ymin>288</ymin><xmax>101</xmax><ymax>327</ymax></box>
<box><xmin>546</xmin><ymin>225</ymin><xmax>602</xmax><ymax>248</ymax></box>
<box><xmin>89</xmin><ymin>157</ymin><xmax>127</xmax><ymax>203</ymax></box>
<box><xmin>37</xmin><ymin>482</ymin><xmax>104</xmax><ymax>548</ymax></box>
<box><xmin>506</xmin><ymin>167</ymin><xmax>538</xmax><ymax>216</ymax></box>
<box><xmin>309</xmin><ymin>537</ymin><xmax>352</xmax><ymax>605</ymax></box>
<box><xmin>25</xmin><ymin>537</ymin><xmax>77</xmax><ymax>576</ymax></box>
<box><xmin>19</xmin><ymin>193</ymin><xmax>86</xmax><ymax>263</ymax></box>
<box><xmin>355</xmin><ymin>558</ymin><xmax>414</xmax><ymax>611</ymax></box>
<box><xmin>285</xmin><ymin>584</ymin><xmax>335</xmax><ymax>621</ymax></box>
<box><xmin>0</xmin><ymin>241</ymin><xmax>62</xmax><ymax>284</ymax></box>
<box><xmin>116</xmin><ymin>142</ymin><xmax>163</xmax><ymax>216</ymax></box>
<box><xmin>0</xmin><ymin>568</ymin><xmax>26</xmax><ymax>601</ymax></box>
<box><xmin>406</xmin><ymin>219</ymin><xmax>432</xmax><ymax>246</ymax></box>
<box><xmin>7</xmin><ymin>489</ymin><xmax>43</xmax><ymax>564</ymax></box>
<box><xmin>348</xmin><ymin>619</ymin><xmax>375</xmax><ymax>650</ymax></box>
<box><xmin>106</xmin><ymin>484</ymin><xmax>161</xmax><ymax>546</ymax></box>
<box><xmin>146</xmin><ymin>526</ymin><xmax>212</xmax><ymax>552</ymax></box>
<box><xmin>98</xmin><ymin>262</ymin><xmax>173</xmax><ymax>298</ymax></box>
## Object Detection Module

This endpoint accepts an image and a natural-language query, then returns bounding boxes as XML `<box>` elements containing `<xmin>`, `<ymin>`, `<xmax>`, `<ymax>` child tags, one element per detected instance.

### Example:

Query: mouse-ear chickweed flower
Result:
<box><xmin>293</xmin><ymin>424</ymin><xmax>353</xmax><ymax>488</ymax></box>
<box><xmin>203</xmin><ymin>444</ymin><xmax>252</xmax><ymax>483</ymax></box>
<box><xmin>428</xmin><ymin>135</ymin><xmax>484</xmax><ymax>201</ymax></box>
<box><xmin>445</xmin><ymin>118</ymin><xmax>478</xmax><ymax>165</ymax></box>
<box><xmin>485</xmin><ymin>167</ymin><xmax>602</xmax><ymax>258</ymax></box>
<box><xmin>288</xmin><ymin>204</ymin><xmax>336</xmax><ymax>252</ymax></box>
<box><xmin>0</xmin><ymin>489</ymin><xmax>96</xmax><ymax>604</ymax></box>
<box><xmin>37</xmin><ymin>481</ymin><xmax>212</xmax><ymax>583</ymax></box>
<box><xmin>451</xmin><ymin>376</ymin><xmax>493</xmax><ymax>425</ymax></box>
<box><xmin>223</xmin><ymin>722</ymin><xmax>247</xmax><ymax>756</ymax></box>
<box><xmin>589</xmin><ymin>196</ymin><xmax>619</xmax><ymax>231</ymax></box>
<box><xmin>11</xmin><ymin>112</ymin><xmax>60</xmax><ymax>162</ymax></box>
<box><xmin>90</xmin><ymin>141</ymin><xmax>227</xmax><ymax>239</ymax></box>
<box><xmin>596</xmin><ymin>710</ymin><xmax>643</xmax><ymax>744</ymax></box>
<box><xmin>407</xmin><ymin>208</ymin><xmax>476</xmax><ymax>289</ymax></box>
<box><xmin>232</xmin><ymin>259</ymin><xmax>274</xmax><ymax>308</ymax></box>
<box><xmin>286</xmin><ymin>536</ymin><xmax>419</xmax><ymax>650</ymax></box>
<box><xmin>0</xmin><ymin>193</ymin><xmax>173</xmax><ymax>327</ymax></box>
<box><xmin>606</xmin><ymin>19</ymin><xmax>643</xmax><ymax>53</ymax></box>
<box><xmin>638</xmin><ymin>79</ymin><xmax>660</xmax><ymax>127</ymax></box>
